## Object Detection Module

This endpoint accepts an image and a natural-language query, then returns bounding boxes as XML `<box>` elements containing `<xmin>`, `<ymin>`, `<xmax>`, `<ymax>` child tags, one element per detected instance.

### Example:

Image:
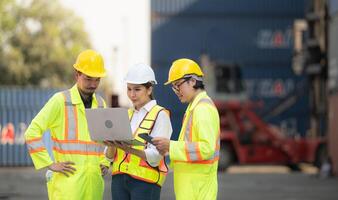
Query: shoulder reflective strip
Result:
<box><xmin>132</xmin><ymin>111</ymin><xmax>149</xmax><ymax>137</ymax></box>
<box><xmin>95</xmin><ymin>94</ymin><xmax>104</xmax><ymax>108</ymax></box>
<box><xmin>125</xmin><ymin>106</ymin><xmax>166</xmax><ymax>166</ymax></box>
<box><xmin>26</xmin><ymin>139</ymin><xmax>45</xmax><ymax>151</ymax></box>
<box><xmin>148</xmin><ymin>106</ymin><xmax>164</xmax><ymax>130</ymax></box>
<box><xmin>52</xmin><ymin>140</ymin><xmax>105</xmax><ymax>155</ymax></box>
<box><xmin>135</xmin><ymin>106</ymin><xmax>165</xmax><ymax>146</ymax></box>
<box><xmin>63</xmin><ymin>90</ymin><xmax>78</xmax><ymax>140</ymax></box>
<box><xmin>184</xmin><ymin>98</ymin><xmax>215</xmax><ymax>141</ymax></box>
<box><xmin>184</xmin><ymin>114</ymin><xmax>193</xmax><ymax>141</ymax></box>
<box><xmin>63</xmin><ymin>93</ymin><xmax>69</xmax><ymax>138</ymax></box>
<box><xmin>139</xmin><ymin>106</ymin><xmax>164</xmax><ymax>130</ymax></box>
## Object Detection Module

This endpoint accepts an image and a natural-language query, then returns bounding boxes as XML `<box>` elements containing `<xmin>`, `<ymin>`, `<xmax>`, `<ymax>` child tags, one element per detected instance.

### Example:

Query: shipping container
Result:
<box><xmin>0</xmin><ymin>87</ymin><xmax>58</xmax><ymax>166</ymax></box>
<box><xmin>151</xmin><ymin>0</ymin><xmax>309</xmax><ymax>139</ymax></box>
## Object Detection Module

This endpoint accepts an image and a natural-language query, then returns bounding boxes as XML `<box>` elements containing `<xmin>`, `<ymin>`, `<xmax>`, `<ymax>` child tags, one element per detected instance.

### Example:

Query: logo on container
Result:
<box><xmin>256</xmin><ymin>28</ymin><xmax>292</xmax><ymax>49</ymax></box>
<box><xmin>0</xmin><ymin>123</ymin><xmax>27</xmax><ymax>145</ymax></box>
<box><xmin>244</xmin><ymin>79</ymin><xmax>295</xmax><ymax>98</ymax></box>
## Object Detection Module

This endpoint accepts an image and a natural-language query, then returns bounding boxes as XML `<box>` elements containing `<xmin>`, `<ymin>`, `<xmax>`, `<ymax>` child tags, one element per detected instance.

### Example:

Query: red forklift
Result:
<box><xmin>216</xmin><ymin>100</ymin><xmax>327</xmax><ymax>171</ymax></box>
<box><xmin>200</xmin><ymin>56</ymin><xmax>327</xmax><ymax>171</ymax></box>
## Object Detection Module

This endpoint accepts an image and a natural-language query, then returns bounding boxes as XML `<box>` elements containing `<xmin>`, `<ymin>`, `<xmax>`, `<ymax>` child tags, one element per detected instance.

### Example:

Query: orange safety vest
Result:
<box><xmin>111</xmin><ymin>105</ymin><xmax>169</xmax><ymax>186</ymax></box>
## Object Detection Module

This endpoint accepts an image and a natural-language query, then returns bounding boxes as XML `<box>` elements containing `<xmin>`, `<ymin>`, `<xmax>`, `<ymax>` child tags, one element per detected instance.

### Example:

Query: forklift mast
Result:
<box><xmin>293</xmin><ymin>0</ymin><xmax>329</xmax><ymax>138</ymax></box>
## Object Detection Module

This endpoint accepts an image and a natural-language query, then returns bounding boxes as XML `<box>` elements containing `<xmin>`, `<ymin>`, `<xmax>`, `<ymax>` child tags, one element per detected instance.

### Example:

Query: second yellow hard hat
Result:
<box><xmin>165</xmin><ymin>58</ymin><xmax>204</xmax><ymax>85</ymax></box>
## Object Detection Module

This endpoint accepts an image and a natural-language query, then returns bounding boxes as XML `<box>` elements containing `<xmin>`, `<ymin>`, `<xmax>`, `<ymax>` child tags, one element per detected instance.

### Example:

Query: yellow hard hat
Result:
<box><xmin>73</xmin><ymin>49</ymin><xmax>106</xmax><ymax>77</ymax></box>
<box><xmin>164</xmin><ymin>58</ymin><xmax>204</xmax><ymax>85</ymax></box>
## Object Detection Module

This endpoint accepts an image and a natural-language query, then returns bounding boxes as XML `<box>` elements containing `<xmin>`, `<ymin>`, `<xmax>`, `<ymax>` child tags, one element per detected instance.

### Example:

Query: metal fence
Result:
<box><xmin>0</xmin><ymin>87</ymin><xmax>58</xmax><ymax>166</ymax></box>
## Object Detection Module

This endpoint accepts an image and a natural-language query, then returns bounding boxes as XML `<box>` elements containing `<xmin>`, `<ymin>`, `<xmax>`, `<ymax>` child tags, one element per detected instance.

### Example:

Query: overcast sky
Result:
<box><xmin>61</xmin><ymin>0</ymin><xmax>150</xmax><ymax>104</ymax></box>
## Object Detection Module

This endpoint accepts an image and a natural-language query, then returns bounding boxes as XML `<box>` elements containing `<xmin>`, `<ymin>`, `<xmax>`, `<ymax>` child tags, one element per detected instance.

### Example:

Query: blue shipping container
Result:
<box><xmin>0</xmin><ymin>87</ymin><xmax>58</xmax><ymax>166</ymax></box>
<box><xmin>151</xmin><ymin>0</ymin><xmax>309</xmax><ymax>138</ymax></box>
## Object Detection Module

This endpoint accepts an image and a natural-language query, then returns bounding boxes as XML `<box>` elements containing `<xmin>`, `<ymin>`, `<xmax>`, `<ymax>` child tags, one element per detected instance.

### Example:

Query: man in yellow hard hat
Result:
<box><xmin>153</xmin><ymin>58</ymin><xmax>220</xmax><ymax>200</ymax></box>
<box><xmin>25</xmin><ymin>49</ymin><xmax>110</xmax><ymax>200</ymax></box>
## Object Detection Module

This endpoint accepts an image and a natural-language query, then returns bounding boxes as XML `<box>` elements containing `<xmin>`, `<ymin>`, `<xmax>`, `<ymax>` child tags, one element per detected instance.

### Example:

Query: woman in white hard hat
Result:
<box><xmin>104</xmin><ymin>63</ymin><xmax>172</xmax><ymax>200</ymax></box>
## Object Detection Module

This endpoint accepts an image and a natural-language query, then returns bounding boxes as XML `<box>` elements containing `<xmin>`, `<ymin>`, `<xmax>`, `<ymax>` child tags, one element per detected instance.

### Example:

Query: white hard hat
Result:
<box><xmin>124</xmin><ymin>63</ymin><xmax>157</xmax><ymax>84</ymax></box>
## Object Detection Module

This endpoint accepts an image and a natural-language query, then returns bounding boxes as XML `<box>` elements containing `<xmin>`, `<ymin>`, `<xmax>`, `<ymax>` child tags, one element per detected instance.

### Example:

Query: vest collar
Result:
<box><xmin>187</xmin><ymin>91</ymin><xmax>208</xmax><ymax>111</ymax></box>
<box><xmin>69</xmin><ymin>84</ymin><xmax>99</xmax><ymax>107</ymax></box>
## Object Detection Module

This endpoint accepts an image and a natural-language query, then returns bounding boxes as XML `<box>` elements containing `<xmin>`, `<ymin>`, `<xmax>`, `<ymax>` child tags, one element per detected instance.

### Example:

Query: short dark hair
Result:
<box><xmin>183</xmin><ymin>76</ymin><xmax>204</xmax><ymax>90</ymax></box>
<box><xmin>193</xmin><ymin>80</ymin><xmax>205</xmax><ymax>90</ymax></box>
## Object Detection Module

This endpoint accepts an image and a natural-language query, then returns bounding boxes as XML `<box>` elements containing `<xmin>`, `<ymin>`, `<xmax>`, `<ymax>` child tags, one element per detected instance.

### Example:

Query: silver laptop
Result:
<box><xmin>85</xmin><ymin>107</ymin><xmax>144</xmax><ymax>146</ymax></box>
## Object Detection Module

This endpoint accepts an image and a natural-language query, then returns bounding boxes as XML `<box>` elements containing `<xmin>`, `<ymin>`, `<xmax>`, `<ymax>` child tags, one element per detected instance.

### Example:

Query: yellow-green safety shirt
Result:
<box><xmin>25</xmin><ymin>84</ymin><xmax>109</xmax><ymax>200</ymax></box>
<box><xmin>169</xmin><ymin>91</ymin><xmax>220</xmax><ymax>200</ymax></box>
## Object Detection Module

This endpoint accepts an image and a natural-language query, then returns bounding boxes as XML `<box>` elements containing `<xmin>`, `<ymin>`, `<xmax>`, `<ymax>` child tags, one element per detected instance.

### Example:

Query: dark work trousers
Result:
<box><xmin>111</xmin><ymin>174</ymin><xmax>161</xmax><ymax>200</ymax></box>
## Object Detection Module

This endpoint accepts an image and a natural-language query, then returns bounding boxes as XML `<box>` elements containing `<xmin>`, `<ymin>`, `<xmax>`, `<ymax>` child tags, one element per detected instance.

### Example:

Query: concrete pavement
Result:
<box><xmin>0</xmin><ymin>166</ymin><xmax>337</xmax><ymax>200</ymax></box>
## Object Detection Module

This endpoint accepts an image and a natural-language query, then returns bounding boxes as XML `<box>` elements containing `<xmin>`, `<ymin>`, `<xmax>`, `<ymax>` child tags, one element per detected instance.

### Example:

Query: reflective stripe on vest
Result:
<box><xmin>95</xmin><ymin>94</ymin><xmax>104</xmax><ymax>108</ymax></box>
<box><xmin>184</xmin><ymin>98</ymin><xmax>220</xmax><ymax>164</ymax></box>
<box><xmin>26</xmin><ymin>137</ymin><xmax>46</xmax><ymax>153</ymax></box>
<box><xmin>63</xmin><ymin>90</ymin><xmax>78</xmax><ymax>140</ymax></box>
<box><xmin>59</xmin><ymin>90</ymin><xmax>104</xmax><ymax>156</ymax></box>
<box><xmin>112</xmin><ymin>105</ymin><xmax>169</xmax><ymax>186</ymax></box>
<box><xmin>62</xmin><ymin>90</ymin><xmax>104</xmax><ymax>140</ymax></box>
<box><xmin>52</xmin><ymin>138</ymin><xmax>104</xmax><ymax>155</ymax></box>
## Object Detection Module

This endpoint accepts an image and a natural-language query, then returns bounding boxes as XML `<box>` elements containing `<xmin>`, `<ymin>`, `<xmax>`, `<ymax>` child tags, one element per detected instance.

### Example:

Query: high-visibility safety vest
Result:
<box><xmin>169</xmin><ymin>91</ymin><xmax>220</xmax><ymax>200</ymax></box>
<box><xmin>111</xmin><ymin>105</ymin><xmax>169</xmax><ymax>186</ymax></box>
<box><xmin>25</xmin><ymin>84</ymin><xmax>110</xmax><ymax>200</ymax></box>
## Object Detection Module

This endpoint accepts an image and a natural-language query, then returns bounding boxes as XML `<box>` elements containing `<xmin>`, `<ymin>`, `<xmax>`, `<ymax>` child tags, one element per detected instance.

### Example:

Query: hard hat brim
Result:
<box><xmin>124</xmin><ymin>79</ymin><xmax>157</xmax><ymax>85</ymax></box>
<box><xmin>164</xmin><ymin>80</ymin><xmax>172</xmax><ymax>85</ymax></box>
<box><xmin>73</xmin><ymin>64</ymin><xmax>106</xmax><ymax>78</ymax></box>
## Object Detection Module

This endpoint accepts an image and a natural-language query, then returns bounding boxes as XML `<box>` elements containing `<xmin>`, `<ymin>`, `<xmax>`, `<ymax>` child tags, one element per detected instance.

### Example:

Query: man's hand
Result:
<box><xmin>100</xmin><ymin>164</ymin><xmax>109</xmax><ymax>176</ymax></box>
<box><xmin>152</xmin><ymin>137</ymin><xmax>170</xmax><ymax>156</ymax></box>
<box><xmin>48</xmin><ymin>161</ymin><xmax>76</xmax><ymax>177</ymax></box>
